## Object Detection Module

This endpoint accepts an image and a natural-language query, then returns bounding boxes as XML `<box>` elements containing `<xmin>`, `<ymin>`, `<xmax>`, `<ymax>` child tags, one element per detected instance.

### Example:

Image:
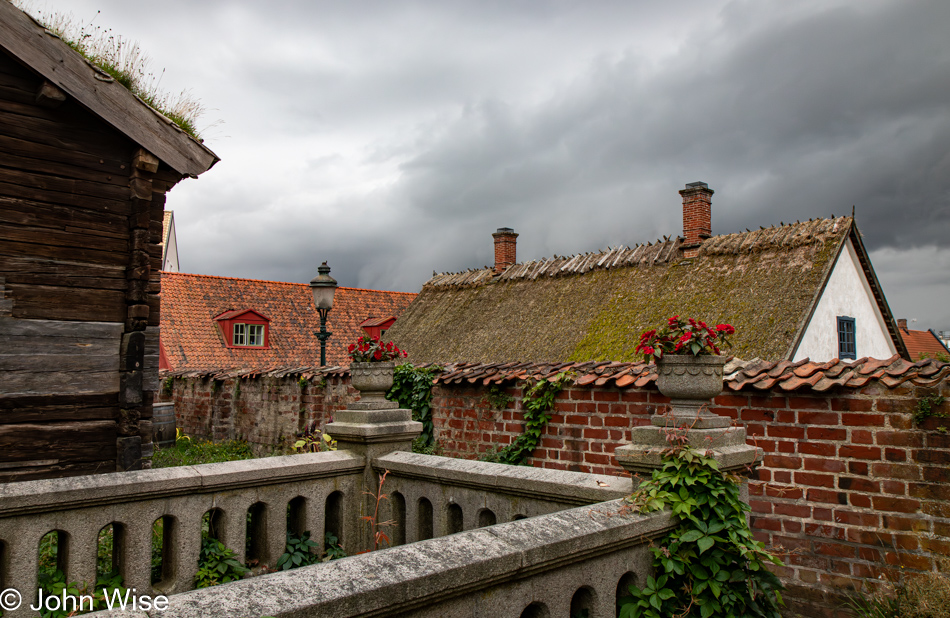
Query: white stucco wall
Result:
<box><xmin>792</xmin><ymin>238</ymin><xmax>896</xmax><ymax>362</ymax></box>
<box><xmin>163</xmin><ymin>218</ymin><xmax>180</xmax><ymax>272</ymax></box>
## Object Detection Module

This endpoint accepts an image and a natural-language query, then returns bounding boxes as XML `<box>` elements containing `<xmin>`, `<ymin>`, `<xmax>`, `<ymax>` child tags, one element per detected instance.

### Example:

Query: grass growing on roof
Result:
<box><xmin>11</xmin><ymin>1</ymin><xmax>207</xmax><ymax>139</ymax></box>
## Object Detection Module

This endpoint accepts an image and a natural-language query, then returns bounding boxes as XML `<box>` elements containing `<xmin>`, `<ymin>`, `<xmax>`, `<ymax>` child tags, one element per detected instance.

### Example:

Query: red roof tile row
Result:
<box><xmin>430</xmin><ymin>355</ymin><xmax>950</xmax><ymax>392</ymax></box>
<box><xmin>159</xmin><ymin>353</ymin><xmax>949</xmax><ymax>394</ymax></box>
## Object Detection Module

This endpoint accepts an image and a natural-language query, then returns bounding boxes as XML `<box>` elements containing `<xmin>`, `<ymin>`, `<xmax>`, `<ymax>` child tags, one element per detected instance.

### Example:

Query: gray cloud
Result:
<box><xmin>47</xmin><ymin>0</ymin><xmax>950</xmax><ymax>331</ymax></box>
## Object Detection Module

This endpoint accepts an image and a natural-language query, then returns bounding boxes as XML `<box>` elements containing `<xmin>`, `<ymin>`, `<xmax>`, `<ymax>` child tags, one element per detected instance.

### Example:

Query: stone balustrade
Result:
<box><xmin>0</xmin><ymin>448</ymin><xmax>649</xmax><ymax>618</ymax></box>
<box><xmin>375</xmin><ymin>451</ymin><xmax>633</xmax><ymax>543</ymax></box>
<box><xmin>90</xmin><ymin>498</ymin><xmax>673</xmax><ymax>618</ymax></box>
<box><xmin>0</xmin><ymin>452</ymin><xmax>364</xmax><ymax>618</ymax></box>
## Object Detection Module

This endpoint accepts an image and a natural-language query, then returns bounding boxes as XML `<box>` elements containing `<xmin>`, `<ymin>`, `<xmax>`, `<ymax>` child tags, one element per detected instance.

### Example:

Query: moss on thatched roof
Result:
<box><xmin>389</xmin><ymin>217</ymin><xmax>870</xmax><ymax>364</ymax></box>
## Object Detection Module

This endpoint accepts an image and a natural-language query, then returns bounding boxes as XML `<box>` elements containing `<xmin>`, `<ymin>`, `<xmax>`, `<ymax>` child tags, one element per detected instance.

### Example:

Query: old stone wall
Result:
<box><xmin>155</xmin><ymin>374</ymin><xmax>357</xmax><ymax>452</ymax></box>
<box><xmin>430</xmin><ymin>377</ymin><xmax>950</xmax><ymax>618</ymax></box>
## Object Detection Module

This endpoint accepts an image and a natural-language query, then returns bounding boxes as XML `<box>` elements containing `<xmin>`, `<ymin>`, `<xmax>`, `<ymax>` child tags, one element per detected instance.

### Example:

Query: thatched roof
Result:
<box><xmin>389</xmin><ymin>217</ymin><xmax>906</xmax><ymax>364</ymax></box>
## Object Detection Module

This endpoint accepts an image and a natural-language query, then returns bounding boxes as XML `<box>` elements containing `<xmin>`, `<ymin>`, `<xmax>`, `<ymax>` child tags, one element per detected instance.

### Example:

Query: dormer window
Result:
<box><xmin>215</xmin><ymin>309</ymin><xmax>271</xmax><ymax>349</ymax></box>
<box><xmin>233</xmin><ymin>323</ymin><xmax>265</xmax><ymax>346</ymax></box>
<box><xmin>360</xmin><ymin>316</ymin><xmax>398</xmax><ymax>340</ymax></box>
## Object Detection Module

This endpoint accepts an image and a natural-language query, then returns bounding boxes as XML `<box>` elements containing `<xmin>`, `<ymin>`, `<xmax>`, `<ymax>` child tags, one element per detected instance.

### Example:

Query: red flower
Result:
<box><xmin>348</xmin><ymin>344</ymin><xmax>356</xmax><ymax>353</ymax></box>
<box><xmin>373</xmin><ymin>350</ymin><xmax>382</xmax><ymax>360</ymax></box>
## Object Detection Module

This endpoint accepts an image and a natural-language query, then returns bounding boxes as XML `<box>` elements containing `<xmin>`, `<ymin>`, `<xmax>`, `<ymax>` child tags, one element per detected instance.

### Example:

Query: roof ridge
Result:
<box><xmin>161</xmin><ymin>271</ymin><xmax>416</xmax><ymax>295</ymax></box>
<box><xmin>426</xmin><ymin>216</ymin><xmax>850</xmax><ymax>288</ymax></box>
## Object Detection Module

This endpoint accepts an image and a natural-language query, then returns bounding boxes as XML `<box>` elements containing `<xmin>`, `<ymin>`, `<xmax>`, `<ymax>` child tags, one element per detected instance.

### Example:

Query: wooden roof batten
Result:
<box><xmin>0</xmin><ymin>2</ymin><xmax>219</xmax><ymax>177</ymax></box>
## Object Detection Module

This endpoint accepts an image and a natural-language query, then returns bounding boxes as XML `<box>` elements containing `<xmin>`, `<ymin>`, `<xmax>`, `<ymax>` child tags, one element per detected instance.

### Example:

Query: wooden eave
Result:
<box><xmin>0</xmin><ymin>2</ymin><xmax>219</xmax><ymax>177</ymax></box>
<box><xmin>848</xmin><ymin>221</ymin><xmax>910</xmax><ymax>361</ymax></box>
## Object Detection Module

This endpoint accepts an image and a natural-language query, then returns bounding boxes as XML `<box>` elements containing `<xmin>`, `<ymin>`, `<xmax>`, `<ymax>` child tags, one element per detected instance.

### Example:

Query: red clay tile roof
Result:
<box><xmin>899</xmin><ymin>327</ymin><xmax>950</xmax><ymax>360</ymax></box>
<box><xmin>428</xmin><ymin>355</ymin><xmax>950</xmax><ymax>392</ymax></box>
<box><xmin>159</xmin><ymin>272</ymin><xmax>416</xmax><ymax>372</ymax></box>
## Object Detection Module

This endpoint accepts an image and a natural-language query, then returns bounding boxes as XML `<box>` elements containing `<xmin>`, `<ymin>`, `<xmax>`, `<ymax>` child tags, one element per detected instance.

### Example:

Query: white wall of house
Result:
<box><xmin>793</xmin><ymin>238</ymin><xmax>896</xmax><ymax>362</ymax></box>
<box><xmin>162</xmin><ymin>213</ymin><xmax>179</xmax><ymax>272</ymax></box>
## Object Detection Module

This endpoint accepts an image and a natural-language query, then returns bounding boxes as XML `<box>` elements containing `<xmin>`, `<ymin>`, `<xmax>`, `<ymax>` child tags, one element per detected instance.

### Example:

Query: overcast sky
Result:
<box><xmin>32</xmin><ymin>0</ymin><xmax>950</xmax><ymax>331</ymax></box>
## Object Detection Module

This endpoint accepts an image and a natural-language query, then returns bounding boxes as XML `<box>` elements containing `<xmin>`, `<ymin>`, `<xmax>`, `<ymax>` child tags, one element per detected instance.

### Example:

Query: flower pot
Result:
<box><xmin>349</xmin><ymin>361</ymin><xmax>395</xmax><ymax>403</ymax></box>
<box><xmin>654</xmin><ymin>355</ymin><xmax>728</xmax><ymax>428</ymax></box>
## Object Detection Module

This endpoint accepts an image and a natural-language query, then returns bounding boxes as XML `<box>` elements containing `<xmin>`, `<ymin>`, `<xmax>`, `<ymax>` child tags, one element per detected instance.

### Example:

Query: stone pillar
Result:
<box><xmin>325</xmin><ymin>399</ymin><xmax>421</xmax><ymax>553</ymax></box>
<box><xmin>615</xmin><ymin>413</ymin><xmax>761</xmax><ymax>481</ymax></box>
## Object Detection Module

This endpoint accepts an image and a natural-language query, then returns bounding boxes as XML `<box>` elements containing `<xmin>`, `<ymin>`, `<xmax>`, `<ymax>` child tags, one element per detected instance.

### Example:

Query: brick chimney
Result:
<box><xmin>898</xmin><ymin>318</ymin><xmax>908</xmax><ymax>331</ymax></box>
<box><xmin>679</xmin><ymin>181</ymin><xmax>714</xmax><ymax>258</ymax></box>
<box><xmin>492</xmin><ymin>227</ymin><xmax>518</xmax><ymax>274</ymax></box>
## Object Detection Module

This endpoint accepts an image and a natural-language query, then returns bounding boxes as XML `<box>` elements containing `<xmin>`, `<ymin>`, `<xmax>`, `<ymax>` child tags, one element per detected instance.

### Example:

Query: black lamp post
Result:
<box><xmin>309</xmin><ymin>261</ymin><xmax>338</xmax><ymax>366</ymax></box>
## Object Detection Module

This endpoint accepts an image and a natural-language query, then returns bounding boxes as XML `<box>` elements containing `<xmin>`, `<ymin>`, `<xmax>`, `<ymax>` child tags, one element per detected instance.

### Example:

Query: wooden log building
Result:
<box><xmin>0</xmin><ymin>3</ymin><xmax>218</xmax><ymax>481</ymax></box>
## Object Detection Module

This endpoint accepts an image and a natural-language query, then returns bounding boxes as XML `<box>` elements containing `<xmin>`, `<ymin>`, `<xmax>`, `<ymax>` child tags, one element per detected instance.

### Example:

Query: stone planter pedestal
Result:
<box><xmin>325</xmin><ymin>362</ymin><xmax>421</xmax><ymax>552</ymax></box>
<box><xmin>614</xmin><ymin>355</ymin><xmax>760</xmax><ymax>497</ymax></box>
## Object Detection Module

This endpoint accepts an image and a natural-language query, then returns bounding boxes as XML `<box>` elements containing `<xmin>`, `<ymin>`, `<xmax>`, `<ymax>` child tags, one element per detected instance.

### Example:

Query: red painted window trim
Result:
<box><xmin>214</xmin><ymin>309</ymin><xmax>271</xmax><ymax>349</ymax></box>
<box><xmin>360</xmin><ymin>316</ymin><xmax>397</xmax><ymax>340</ymax></box>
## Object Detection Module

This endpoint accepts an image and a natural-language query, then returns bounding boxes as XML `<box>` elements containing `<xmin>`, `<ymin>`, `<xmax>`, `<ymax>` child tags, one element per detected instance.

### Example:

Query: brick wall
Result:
<box><xmin>431</xmin><ymin>378</ymin><xmax>950</xmax><ymax>617</ymax></box>
<box><xmin>156</xmin><ymin>374</ymin><xmax>357</xmax><ymax>453</ymax></box>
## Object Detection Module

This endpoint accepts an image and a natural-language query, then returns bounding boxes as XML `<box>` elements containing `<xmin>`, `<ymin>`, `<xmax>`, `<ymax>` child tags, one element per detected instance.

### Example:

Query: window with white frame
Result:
<box><xmin>233</xmin><ymin>323</ymin><xmax>265</xmax><ymax>347</ymax></box>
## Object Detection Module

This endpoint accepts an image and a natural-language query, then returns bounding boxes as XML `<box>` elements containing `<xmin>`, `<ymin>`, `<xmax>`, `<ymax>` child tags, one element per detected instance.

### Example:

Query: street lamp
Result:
<box><xmin>309</xmin><ymin>261</ymin><xmax>337</xmax><ymax>366</ymax></box>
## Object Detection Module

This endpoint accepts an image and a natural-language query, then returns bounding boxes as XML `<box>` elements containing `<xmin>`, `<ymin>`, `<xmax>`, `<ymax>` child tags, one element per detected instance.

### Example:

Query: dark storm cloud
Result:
<box><xmin>47</xmin><ymin>0</ymin><xmax>950</xmax><ymax>330</ymax></box>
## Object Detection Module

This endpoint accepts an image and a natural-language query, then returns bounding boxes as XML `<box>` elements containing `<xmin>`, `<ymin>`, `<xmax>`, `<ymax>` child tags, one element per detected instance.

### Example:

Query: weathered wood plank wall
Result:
<box><xmin>0</xmin><ymin>48</ymin><xmax>178</xmax><ymax>481</ymax></box>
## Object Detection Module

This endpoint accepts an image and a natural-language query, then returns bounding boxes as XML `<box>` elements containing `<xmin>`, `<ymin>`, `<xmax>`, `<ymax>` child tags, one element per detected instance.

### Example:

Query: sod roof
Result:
<box><xmin>388</xmin><ymin>217</ymin><xmax>906</xmax><ymax>364</ymax></box>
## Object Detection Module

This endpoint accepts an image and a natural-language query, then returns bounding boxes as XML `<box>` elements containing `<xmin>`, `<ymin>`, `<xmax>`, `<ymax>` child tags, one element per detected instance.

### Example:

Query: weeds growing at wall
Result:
<box><xmin>275</xmin><ymin>531</ymin><xmax>321</xmax><ymax>571</ymax></box>
<box><xmin>914</xmin><ymin>394</ymin><xmax>947</xmax><ymax>426</ymax></box>
<box><xmin>846</xmin><ymin>570</ymin><xmax>950</xmax><ymax>618</ymax></box>
<box><xmin>481</xmin><ymin>372</ymin><xmax>572</xmax><ymax>466</ymax></box>
<box><xmin>294</xmin><ymin>421</ymin><xmax>336</xmax><ymax>452</ymax></box>
<box><xmin>152</xmin><ymin>433</ymin><xmax>254</xmax><ymax>468</ymax></box>
<box><xmin>482</xmin><ymin>386</ymin><xmax>513</xmax><ymax>411</ymax></box>
<box><xmin>387</xmin><ymin>364</ymin><xmax>441</xmax><ymax>449</ymax></box>
<box><xmin>194</xmin><ymin>537</ymin><xmax>248</xmax><ymax>588</ymax></box>
<box><xmin>618</xmin><ymin>427</ymin><xmax>785</xmax><ymax>618</ymax></box>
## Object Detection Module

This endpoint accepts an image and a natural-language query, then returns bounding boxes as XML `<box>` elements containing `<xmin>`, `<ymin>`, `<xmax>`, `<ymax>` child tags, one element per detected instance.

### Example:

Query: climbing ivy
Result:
<box><xmin>487</xmin><ymin>371</ymin><xmax>572</xmax><ymax>466</ymax></box>
<box><xmin>913</xmin><ymin>394</ymin><xmax>947</xmax><ymax>426</ymax></box>
<box><xmin>619</xmin><ymin>432</ymin><xmax>785</xmax><ymax>618</ymax></box>
<box><xmin>387</xmin><ymin>364</ymin><xmax>442</xmax><ymax>449</ymax></box>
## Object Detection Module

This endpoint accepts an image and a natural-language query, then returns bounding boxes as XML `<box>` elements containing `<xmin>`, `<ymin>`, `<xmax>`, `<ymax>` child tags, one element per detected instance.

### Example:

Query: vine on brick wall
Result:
<box><xmin>487</xmin><ymin>371</ymin><xmax>572</xmax><ymax>466</ymax></box>
<box><xmin>619</xmin><ymin>427</ymin><xmax>785</xmax><ymax>618</ymax></box>
<box><xmin>387</xmin><ymin>364</ymin><xmax>442</xmax><ymax>449</ymax></box>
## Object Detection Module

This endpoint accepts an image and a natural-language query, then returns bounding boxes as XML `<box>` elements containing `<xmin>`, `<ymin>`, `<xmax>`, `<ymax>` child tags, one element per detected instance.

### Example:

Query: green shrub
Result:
<box><xmin>195</xmin><ymin>537</ymin><xmax>249</xmax><ymax>588</ymax></box>
<box><xmin>276</xmin><ymin>531</ymin><xmax>321</xmax><ymax>571</ymax></box>
<box><xmin>618</xmin><ymin>435</ymin><xmax>784</xmax><ymax>617</ymax></box>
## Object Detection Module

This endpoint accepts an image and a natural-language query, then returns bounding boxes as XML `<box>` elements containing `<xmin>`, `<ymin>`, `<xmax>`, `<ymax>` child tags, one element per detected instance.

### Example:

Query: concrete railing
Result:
<box><xmin>0</xmin><ymin>452</ymin><xmax>364</xmax><ymax>618</ymax></box>
<box><xmin>0</xmin><ymin>449</ymin><xmax>649</xmax><ymax>618</ymax></box>
<box><xmin>90</xmin><ymin>499</ymin><xmax>673</xmax><ymax>618</ymax></box>
<box><xmin>375</xmin><ymin>451</ymin><xmax>633</xmax><ymax>543</ymax></box>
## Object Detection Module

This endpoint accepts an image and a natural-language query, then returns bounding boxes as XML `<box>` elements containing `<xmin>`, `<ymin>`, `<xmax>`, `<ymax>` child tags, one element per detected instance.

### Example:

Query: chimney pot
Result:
<box><xmin>492</xmin><ymin>227</ymin><xmax>518</xmax><ymax>275</ymax></box>
<box><xmin>679</xmin><ymin>181</ymin><xmax>714</xmax><ymax>258</ymax></box>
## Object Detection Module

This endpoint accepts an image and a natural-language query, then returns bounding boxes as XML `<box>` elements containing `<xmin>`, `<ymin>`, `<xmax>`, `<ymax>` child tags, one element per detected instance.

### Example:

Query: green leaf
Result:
<box><xmin>698</xmin><ymin>536</ymin><xmax>715</xmax><ymax>554</ymax></box>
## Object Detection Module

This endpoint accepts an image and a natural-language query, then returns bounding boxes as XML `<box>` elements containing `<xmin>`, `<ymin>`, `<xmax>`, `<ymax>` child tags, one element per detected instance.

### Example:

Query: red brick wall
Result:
<box><xmin>431</xmin><ymin>378</ymin><xmax>950</xmax><ymax>616</ymax></box>
<box><xmin>156</xmin><ymin>374</ymin><xmax>357</xmax><ymax>452</ymax></box>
